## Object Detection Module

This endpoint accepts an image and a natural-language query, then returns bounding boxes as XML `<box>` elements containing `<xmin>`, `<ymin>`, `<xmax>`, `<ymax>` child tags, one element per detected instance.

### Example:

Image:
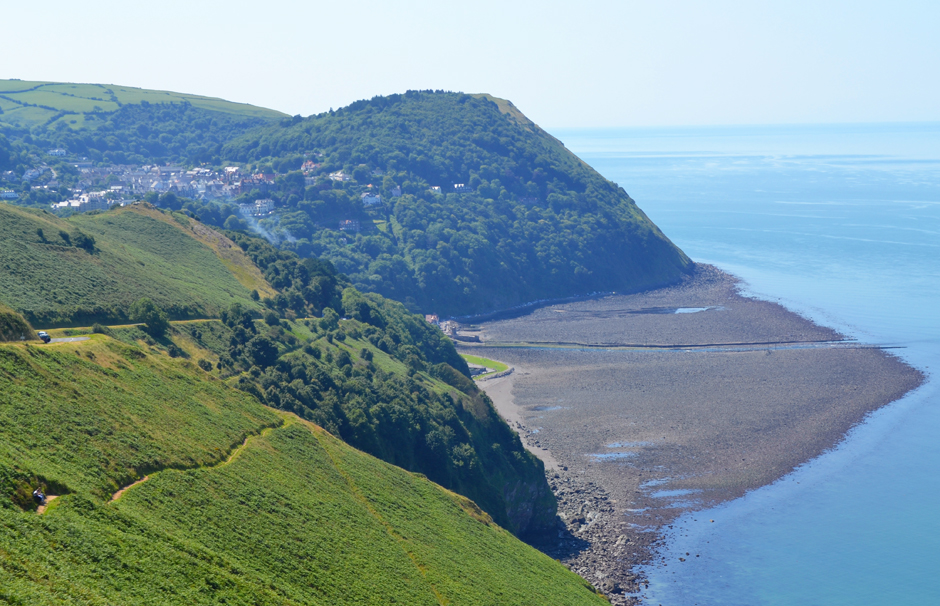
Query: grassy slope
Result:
<box><xmin>171</xmin><ymin>313</ymin><xmax>557</xmax><ymax>537</ymax></box>
<box><xmin>0</xmin><ymin>335</ymin><xmax>605</xmax><ymax>605</ymax></box>
<box><xmin>0</xmin><ymin>335</ymin><xmax>280</xmax><ymax>504</ymax></box>
<box><xmin>0</xmin><ymin>203</ymin><xmax>271</xmax><ymax>326</ymax></box>
<box><xmin>0</xmin><ymin>79</ymin><xmax>285</xmax><ymax>129</ymax></box>
<box><xmin>0</xmin><ymin>303</ymin><xmax>35</xmax><ymax>342</ymax></box>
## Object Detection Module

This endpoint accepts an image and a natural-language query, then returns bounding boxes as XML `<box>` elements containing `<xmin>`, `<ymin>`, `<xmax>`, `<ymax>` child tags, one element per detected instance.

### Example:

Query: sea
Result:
<box><xmin>551</xmin><ymin>123</ymin><xmax>940</xmax><ymax>605</ymax></box>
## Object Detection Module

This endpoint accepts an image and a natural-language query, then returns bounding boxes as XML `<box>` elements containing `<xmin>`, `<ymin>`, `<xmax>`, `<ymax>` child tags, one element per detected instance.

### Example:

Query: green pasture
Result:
<box><xmin>0</xmin><ymin>79</ymin><xmax>285</xmax><ymax>128</ymax></box>
<box><xmin>0</xmin><ymin>204</ymin><xmax>266</xmax><ymax>327</ymax></box>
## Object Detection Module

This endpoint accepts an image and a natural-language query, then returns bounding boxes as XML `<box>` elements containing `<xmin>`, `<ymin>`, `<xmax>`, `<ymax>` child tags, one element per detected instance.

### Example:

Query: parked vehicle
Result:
<box><xmin>37</xmin><ymin>331</ymin><xmax>51</xmax><ymax>343</ymax></box>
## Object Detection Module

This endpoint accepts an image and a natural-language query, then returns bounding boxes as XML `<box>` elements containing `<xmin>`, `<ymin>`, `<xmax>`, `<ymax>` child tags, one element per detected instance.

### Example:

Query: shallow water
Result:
<box><xmin>553</xmin><ymin>123</ymin><xmax>940</xmax><ymax>605</ymax></box>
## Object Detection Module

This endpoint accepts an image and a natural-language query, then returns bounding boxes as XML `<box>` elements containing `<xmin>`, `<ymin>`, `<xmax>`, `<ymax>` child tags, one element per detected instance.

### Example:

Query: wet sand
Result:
<box><xmin>463</xmin><ymin>265</ymin><xmax>923</xmax><ymax>603</ymax></box>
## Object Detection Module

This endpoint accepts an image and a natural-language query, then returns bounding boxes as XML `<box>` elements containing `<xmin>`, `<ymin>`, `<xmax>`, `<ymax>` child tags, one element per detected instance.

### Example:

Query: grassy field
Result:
<box><xmin>0</xmin><ymin>79</ymin><xmax>285</xmax><ymax>129</ymax></box>
<box><xmin>0</xmin><ymin>203</ymin><xmax>269</xmax><ymax>327</ymax></box>
<box><xmin>461</xmin><ymin>354</ymin><xmax>510</xmax><ymax>380</ymax></box>
<box><xmin>0</xmin><ymin>332</ymin><xmax>607</xmax><ymax>605</ymax></box>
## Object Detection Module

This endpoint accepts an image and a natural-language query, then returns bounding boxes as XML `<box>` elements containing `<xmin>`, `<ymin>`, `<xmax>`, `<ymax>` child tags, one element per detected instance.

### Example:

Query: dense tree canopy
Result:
<box><xmin>222</xmin><ymin>91</ymin><xmax>693</xmax><ymax>315</ymax></box>
<box><xmin>2</xmin><ymin>102</ymin><xmax>275</xmax><ymax>167</ymax></box>
<box><xmin>4</xmin><ymin>86</ymin><xmax>692</xmax><ymax>316</ymax></box>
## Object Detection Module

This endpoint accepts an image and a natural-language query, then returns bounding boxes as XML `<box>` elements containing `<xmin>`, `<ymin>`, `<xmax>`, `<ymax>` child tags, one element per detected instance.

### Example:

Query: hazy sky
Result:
<box><xmin>3</xmin><ymin>0</ymin><xmax>938</xmax><ymax>128</ymax></box>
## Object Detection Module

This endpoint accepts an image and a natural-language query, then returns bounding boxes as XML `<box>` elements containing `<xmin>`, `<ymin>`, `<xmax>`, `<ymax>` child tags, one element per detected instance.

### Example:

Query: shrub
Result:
<box><xmin>91</xmin><ymin>323</ymin><xmax>112</xmax><ymax>336</ymax></box>
<box><xmin>129</xmin><ymin>298</ymin><xmax>170</xmax><ymax>337</ymax></box>
<box><xmin>72</xmin><ymin>231</ymin><xmax>96</xmax><ymax>253</ymax></box>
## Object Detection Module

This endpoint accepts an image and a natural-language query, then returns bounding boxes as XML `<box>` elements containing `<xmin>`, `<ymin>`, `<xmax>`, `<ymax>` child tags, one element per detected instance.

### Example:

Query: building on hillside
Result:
<box><xmin>429</xmin><ymin>186</ymin><xmax>441</xmax><ymax>193</ymax></box>
<box><xmin>453</xmin><ymin>183</ymin><xmax>471</xmax><ymax>193</ymax></box>
<box><xmin>329</xmin><ymin>171</ymin><xmax>350</xmax><ymax>182</ymax></box>
<box><xmin>239</xmin><ymin>199</ymin><xmax>275</xmax><ymax>217</ymax></box>
<box><xmin>1</xmin><ymin>191</ymin><xmax>18</xmax><ymax>199</ymax></box>
<box><xmin>390</xmin><ymin>186</ymin><xmax>401</xmax><ymax>197</ymax></box>
<box><xmin>51</xmin><ymin>192</ymin><xmax>112</xmax><ymax>213</ymax></box>
<box><xmin>339</xmin><ymin>219</ymin><xmax>360</xmax><ymax>232</ymax></box>
<box><xmin>48</xmin><ymin>149</ymin><xmax>67</xmax><ymax>157</ymax></box>
<box><xmin>425</xmin><ymin>314</ymin><xmax>439</xmax><ymax>325</ymax></box>
<box><xmin>361</xmin><ymin>192</ymin><xmax>382</xmax><ymax>206</ymax></box>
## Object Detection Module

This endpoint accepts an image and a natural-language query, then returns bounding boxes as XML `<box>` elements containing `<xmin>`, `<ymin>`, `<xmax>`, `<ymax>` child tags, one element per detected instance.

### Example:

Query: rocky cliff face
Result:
<box><xmin>502</xmin><ymin>471</ymin><xmax>559</xmax><ymax>540</ymax></box>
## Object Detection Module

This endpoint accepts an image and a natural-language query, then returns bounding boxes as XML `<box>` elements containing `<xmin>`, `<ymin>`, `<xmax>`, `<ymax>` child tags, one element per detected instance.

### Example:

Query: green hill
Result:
<box><xmin>222</xmin><ymin>90</ymin><xmax>693</xmax><ymax>315</ymax></box>
<box><xmin>0</xmin><ymin>79</ymin><xmax>285</xmax><ymax>169</ymax></box>
<box><xmin>0</xmin><ymin>203</ymin><xmax>557</xmax><ymax>537</ymax></box>
<box><xmin>0</xmin><ymin>80</ymin><xmax>285</xmax><ymax>125</ymax></box>
<box><xmin>2</xmin><ymin>83</ymin><xmax>692</xmax><ymax>316</ymax></box>
<box><xmin>0</xmin><ymin>202</ymin><xmax>274</xmax><ymax>327</ymax></box>
<box><xmin>0</xmin><ymin>336</ymin><xmax>604</xmax><ymax>604</ymax></box>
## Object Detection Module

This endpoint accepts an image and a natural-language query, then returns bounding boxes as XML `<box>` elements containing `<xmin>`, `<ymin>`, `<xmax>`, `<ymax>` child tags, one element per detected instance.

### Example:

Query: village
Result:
<box><xmin>0</xmin><ymin>151</ymin><xmax>404</xmax><ymax>217</ymax></box>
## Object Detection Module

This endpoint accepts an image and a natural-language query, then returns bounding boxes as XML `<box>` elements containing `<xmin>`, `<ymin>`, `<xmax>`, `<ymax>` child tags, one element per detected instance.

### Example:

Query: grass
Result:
<box><xmin>0</xmin><ymin>335</ymin><xmax>280</xmax><ymax>504</ymax></box>
<box><xmin>461</xmin><ymin>353</ymin><xmax>509</xmax><ymax>378</ymax></box>
<box><xmin>0</xmin><ymin>304</ymin><xmax>35</xmax><ymax>343</ymax></box>
<box><xmin>0</xmin><ymin>204</ymin><xmax>268</xmax><ymax>327</ymax></box>
<box><xmin>0</xmin><ymin>79</ymin><xmax>286</xmax><ymax>128</ymax></box>
<box><xmin>0</xmin><ymin>331</ymin><xmax>607</xmax><ymax>605</ymax></box>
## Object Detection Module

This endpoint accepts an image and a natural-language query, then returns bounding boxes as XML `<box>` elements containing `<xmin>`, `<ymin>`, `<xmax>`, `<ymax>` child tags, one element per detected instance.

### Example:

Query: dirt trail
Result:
<box><xmin>110</xmin><ymin>476</ymin><xmax>149</xmax><ymax>503</ymax></box>
<box><xmin>36</xmin><ymin>495</ymin><xmax>58</xmax><ymax>515</ymax></box>
<box><xmin>107</xmin><ymin>423</ymin><xmax>282</xmax><ymax>504</ymax></box>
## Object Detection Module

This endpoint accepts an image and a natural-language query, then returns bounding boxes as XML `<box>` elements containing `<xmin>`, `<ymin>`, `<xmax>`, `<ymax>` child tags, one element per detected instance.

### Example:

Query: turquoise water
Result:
<box><xmin>553</xmin><ymin>123</ymin><xmax>940</xmax><ymax>605</ymax></box>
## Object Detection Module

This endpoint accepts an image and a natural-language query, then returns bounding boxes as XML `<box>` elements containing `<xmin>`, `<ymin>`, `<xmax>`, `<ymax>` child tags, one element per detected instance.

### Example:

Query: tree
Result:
<box><xmin>129</xmin><ymin>298</ymin><xmax>170</xmax><ymax>337</ymax></box>
<box><xmin>223</xmin><ymin>215</ymin><xmax>248</xmax><ymax>231</ymax></box>
<box><xmin>246</xmin><ymin>335</ymin><xmax>278</xmax><ymax>368</ymax></box>
<box><xmin>72</xmin><ymin>231</ymin><xmax>96</xmax><ymax>253</ymax></box>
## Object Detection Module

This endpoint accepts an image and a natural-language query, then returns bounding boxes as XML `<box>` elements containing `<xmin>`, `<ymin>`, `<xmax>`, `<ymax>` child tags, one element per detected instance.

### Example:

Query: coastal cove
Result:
<box><xmin>530</xmin><ymin>123</ymin><xmax>940</xmax><ymax>605</ymax></box>
<box><xmin>463</xmin><ymin>264</ymin><xmax>920</xmax><ymax>604</ymax></box>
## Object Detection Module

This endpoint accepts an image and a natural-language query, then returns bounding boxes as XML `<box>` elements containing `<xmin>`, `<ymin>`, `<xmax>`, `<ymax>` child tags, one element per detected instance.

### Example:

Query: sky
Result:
<box><xmin>3</xmin><ymin>0</ymin><xmax>938</xmax><ymax>128</ymax></box>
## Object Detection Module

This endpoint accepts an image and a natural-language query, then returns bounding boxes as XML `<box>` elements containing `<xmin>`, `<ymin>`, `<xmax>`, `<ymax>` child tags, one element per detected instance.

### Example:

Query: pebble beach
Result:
<box><xmin>462</xmin><ymin>264</ymin><xmax>923</xmax><ymax>604</ymax></box>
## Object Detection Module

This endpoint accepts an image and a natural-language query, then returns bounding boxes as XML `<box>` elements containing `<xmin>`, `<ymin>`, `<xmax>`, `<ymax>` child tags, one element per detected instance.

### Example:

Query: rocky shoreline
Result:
<box><xmin>466</xmin><ymin>265</ymin><xmax>924</xmax><ymax>605</ymax></box>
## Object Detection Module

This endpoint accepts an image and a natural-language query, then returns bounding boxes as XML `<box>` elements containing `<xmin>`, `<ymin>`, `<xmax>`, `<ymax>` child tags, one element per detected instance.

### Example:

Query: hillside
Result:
<box><xmin>0</xmin><ymin>335</ymin><xmax>605</xmax><ymax>604</ymax></box>
<box><xmin>0</xmin><ymin>202</ymin><xmax>556</xmax><ymax>537</ymax></box>
<box><xmin>222</xmin><ymin>91</ymin><xmax>693</xmax><ymax>315</ymax></box>
<box><xmin>0</xmin><ymin>303</ymin><xmax>35</xmax><ymax>342</ymax></box>
<box><xmin>0</xmin><ymin>79</ymin><xmax>285</xmax><ymax>175</ymax></box>
<box><xmin>0</xmin><ymin>202</ymin><xmax>273</xmax><ymax>327</ymax></box>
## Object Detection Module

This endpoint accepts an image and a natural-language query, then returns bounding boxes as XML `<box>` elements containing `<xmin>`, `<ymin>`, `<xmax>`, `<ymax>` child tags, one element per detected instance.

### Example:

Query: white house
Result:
<box><xmin>361</xmin><ymin>192</ymin><xmax>382</xmax><ymax>206</ymax></box>
<box><xmin>238</xmin><ymin>198</ymin><xmax>275</xmax><ymax>217</ymax></box>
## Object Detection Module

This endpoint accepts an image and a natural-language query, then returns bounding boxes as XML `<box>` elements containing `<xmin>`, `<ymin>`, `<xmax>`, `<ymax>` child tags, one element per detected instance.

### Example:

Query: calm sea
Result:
<box><xmin>552</xmin><ymin>123</ymin><xmax>940</xmax><ymax>605</ymax></box>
